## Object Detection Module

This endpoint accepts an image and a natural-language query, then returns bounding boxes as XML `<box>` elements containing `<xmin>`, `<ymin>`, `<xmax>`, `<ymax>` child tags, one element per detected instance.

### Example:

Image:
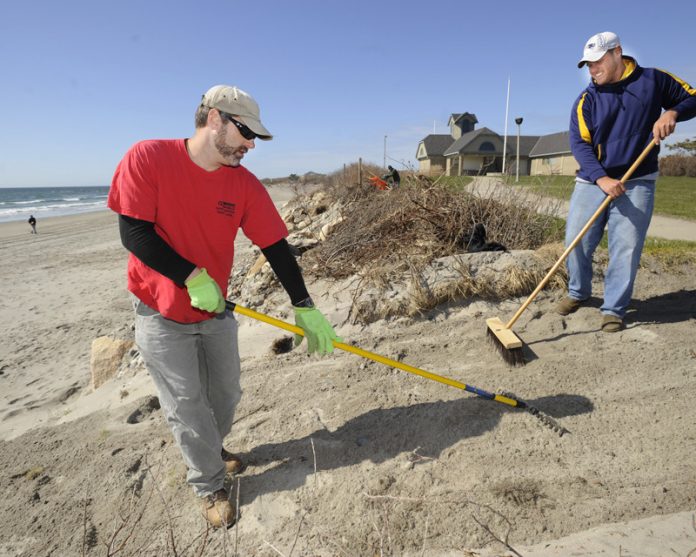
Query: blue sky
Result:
<box><xmin>1</xmin><ymin>0</ymin><xmax>695</xmax><ymax>187</ymax></box>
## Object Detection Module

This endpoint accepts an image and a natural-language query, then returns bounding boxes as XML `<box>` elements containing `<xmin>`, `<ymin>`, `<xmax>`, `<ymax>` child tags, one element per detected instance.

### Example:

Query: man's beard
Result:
<box><xmin>215</xmin><ymin>127</ymin><xmax>246</xmax><ymax>167</ymax></box>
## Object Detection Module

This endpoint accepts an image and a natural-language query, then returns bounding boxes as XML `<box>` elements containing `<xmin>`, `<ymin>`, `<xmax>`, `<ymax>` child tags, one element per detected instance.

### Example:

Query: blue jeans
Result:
<box><xmin>565</xmin><ymin>179</ymin><xmax>655</xmax><ymax>318</ymax></box>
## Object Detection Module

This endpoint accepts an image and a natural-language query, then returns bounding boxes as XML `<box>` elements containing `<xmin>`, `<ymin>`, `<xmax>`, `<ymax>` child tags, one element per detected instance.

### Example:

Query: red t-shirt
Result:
<box><xmin>108</xmin><ymin>139</ymin><xmax>288</xmax><ymax>323</ymax></box>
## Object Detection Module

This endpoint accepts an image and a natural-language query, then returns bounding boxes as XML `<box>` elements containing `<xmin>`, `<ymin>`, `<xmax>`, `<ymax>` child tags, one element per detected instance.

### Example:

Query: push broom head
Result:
<box><xmin>486</xmin><ymin>317</ymin><xmax>525</xmax><ymax>366</ymax></box>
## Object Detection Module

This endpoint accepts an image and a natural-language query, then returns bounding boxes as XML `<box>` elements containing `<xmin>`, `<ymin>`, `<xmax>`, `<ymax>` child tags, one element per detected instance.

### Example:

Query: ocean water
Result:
<box><xmin>0</xmin><ymin>186</ymin><xmax>110</xmax><ymax>223</ymax></box>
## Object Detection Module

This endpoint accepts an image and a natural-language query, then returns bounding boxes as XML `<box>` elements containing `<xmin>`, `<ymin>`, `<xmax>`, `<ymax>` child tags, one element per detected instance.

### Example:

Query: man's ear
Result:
<box><xmin>208</xmin><ymin>108</ymin><xmax>224</xmax><ymax>132</ymax></box>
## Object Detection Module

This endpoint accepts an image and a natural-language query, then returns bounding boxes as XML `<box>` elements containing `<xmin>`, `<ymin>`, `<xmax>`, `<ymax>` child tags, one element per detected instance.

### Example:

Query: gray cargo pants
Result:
<box><xmin>133</xmin><ymin>299</ymin><xmax>241</xmax><ymax>497</ymax></box>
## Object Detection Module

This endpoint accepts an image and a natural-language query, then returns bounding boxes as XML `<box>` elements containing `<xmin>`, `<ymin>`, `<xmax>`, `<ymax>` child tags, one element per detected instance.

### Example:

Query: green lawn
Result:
<box><xmin>512</xmin><ymin>175</ymin><xmax>696</xmax><ymax>221</ymax></box>
<box><xmin>434</xmin><ymin>175</ymin><xmax>474</xmax><ymax>190</ymax></box>
<box><xmin>652</xmin><ymin>176</ymin><xmax>696</xmax><ymax>220</ymax></box>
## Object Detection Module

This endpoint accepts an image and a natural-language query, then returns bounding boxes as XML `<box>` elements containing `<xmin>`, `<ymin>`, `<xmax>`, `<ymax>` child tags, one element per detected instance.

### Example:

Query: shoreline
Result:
<box><xmin>0</xmin><ymin>209</ymin><xmax>113</xmax><ymax>237</ymax></box>
<box><xmin>0</xmin><ymin>183</ymin><xmax>303</xmax><ymax>239</ymax></box>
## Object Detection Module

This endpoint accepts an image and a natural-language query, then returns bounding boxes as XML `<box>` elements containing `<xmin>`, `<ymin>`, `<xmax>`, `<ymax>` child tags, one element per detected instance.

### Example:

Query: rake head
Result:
<box><xmin>499</xmin><ymin>391</ymin><xmax>569</xmax><ymax>437</ymax></box>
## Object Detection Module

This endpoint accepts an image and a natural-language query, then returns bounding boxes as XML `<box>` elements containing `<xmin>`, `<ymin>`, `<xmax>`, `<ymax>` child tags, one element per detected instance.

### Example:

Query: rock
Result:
<box><xmin>286</xmin><ymin>235</ymin><xmax>319</xmax><ymax>252</ymax></box>
<box><xmin>318</xmin><ymin>216</ymin><xmax>344</xmax><ymax>241</ymax></box>
<box><xmin>90</xmin><ymin>336</ymin><xmax>134</xmax><ymax>390</ymax></box>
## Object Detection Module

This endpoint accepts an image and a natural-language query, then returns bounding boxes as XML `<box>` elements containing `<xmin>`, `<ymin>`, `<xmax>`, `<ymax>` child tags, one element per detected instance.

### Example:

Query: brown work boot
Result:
<box><xmin>221</xmin><ymin>448</ymin><xmax>245</xmax><ymax>475</ymax></box>
<box><xmin>556</xmin><ymin>297</ymin><xmax>584</xmax><ymax>316</ymax></box>
<box><xmin>201</xmin><ymin>489</ymin><xmax>235</xmax><ymax>528</ymax></box>
<box><xmin>601</xmin><ymin>314</ymin><xmax>623</xmax><ymax>333</ymax></box>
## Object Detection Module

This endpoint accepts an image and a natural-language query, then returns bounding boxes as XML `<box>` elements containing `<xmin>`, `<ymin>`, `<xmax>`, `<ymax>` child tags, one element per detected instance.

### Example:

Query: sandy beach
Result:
<box><xmin>1</xmin><ymin>185</ymin><xmax>695</xmax><ymax>556</ymax></box>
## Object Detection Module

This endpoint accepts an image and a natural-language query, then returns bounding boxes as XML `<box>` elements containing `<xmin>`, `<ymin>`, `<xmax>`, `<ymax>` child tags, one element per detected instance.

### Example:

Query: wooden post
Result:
<box><xmin>358</xmin><ymin>158</ymin><xmax>363</xmax><ymax>185</ymax></box>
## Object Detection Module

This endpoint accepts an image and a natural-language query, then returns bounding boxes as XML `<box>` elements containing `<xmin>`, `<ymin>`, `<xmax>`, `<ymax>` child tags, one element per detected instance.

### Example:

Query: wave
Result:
<box><xmin>0</xmin><ymin>187</ymin><xmax>111</xmax><ymax>223</ymax></box>
<box><xmin>0</xmin><ymin>200</ymin><xmax>108</xmax><ymax>222</ymax></box>
<box><xmin>0</xmin><ymin>198</ymin><xmax>45</xmax><ymax>206</ymax></box>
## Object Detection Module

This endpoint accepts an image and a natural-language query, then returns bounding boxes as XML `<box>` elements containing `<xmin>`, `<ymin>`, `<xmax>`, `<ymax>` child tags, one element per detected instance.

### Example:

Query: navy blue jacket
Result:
<box><xmin>570</xmin><ymin>57</ymin><xmax>696</xmax><ymax>183</ymax></box>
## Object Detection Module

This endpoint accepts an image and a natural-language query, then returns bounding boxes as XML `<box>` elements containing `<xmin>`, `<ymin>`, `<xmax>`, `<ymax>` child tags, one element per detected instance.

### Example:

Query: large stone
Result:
<box><xmin>90</xmin><ymin>336</ymin><xmax>134</xmax><ymax>390</ymax></box>
<box><xmin>319</xmin><ymin>216</ymin><xmax>344</xmax><ymax>241</ymax></box>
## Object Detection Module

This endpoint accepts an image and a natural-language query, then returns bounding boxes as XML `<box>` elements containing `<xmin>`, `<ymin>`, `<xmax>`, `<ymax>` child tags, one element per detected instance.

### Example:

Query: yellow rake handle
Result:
<box><xmin>226</xmin><ymin>301</ymin><xmax>524</xmax><ymax>409</ymax></box>
<box><xmin>505</xmin><ymin>140</ymin><xmax>657</xmax><ymax>329</ymax></box>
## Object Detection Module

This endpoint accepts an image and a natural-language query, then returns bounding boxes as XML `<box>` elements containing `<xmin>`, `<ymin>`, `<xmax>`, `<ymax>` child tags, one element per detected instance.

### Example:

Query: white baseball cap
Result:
<box><xmin>201</xmin><ymin>85</ymin><xmax>273</xmax><ymax>140</ymax></box>
<box><xmin>578</xmin><ymin>32</ymin><xmax>621</xmax><ymax>68</ymax></box>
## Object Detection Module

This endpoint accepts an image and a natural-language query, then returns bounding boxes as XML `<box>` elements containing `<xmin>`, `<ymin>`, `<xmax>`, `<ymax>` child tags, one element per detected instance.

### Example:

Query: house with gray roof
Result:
<box><xmin>417</xmin><ymin>114</ymin><xmax>578</xmax><ymax>177</ymax></box>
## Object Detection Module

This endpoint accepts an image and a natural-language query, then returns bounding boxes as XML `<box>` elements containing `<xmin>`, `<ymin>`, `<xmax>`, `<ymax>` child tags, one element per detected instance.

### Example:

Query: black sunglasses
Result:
<box><xmin>218</xmin><ymin>111</ymin><xmax>257</xmax><ymax>140</ymax></box>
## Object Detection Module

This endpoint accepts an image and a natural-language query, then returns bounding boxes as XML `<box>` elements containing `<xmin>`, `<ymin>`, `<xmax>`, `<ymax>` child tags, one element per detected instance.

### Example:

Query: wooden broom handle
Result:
<box><xmin>505</xmin><ymin>140</ymin><xmax>657</xmax><ymax>329</ymax></box>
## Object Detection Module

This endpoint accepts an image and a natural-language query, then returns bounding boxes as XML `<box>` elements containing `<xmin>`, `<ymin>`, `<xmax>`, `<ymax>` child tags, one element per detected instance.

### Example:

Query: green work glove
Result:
<box><xmin>185</xmin><ymin>269</ymin><xmax>225</xmax><ymax>313</ymax></box>
<box><xmin>294</xmin><ymin>306</ymin><xmax>340</xmax><ymax>354</ymax></box>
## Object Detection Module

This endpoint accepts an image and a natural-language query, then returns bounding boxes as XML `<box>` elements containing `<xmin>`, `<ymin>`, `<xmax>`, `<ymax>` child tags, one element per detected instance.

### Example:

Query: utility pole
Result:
<box><xmin>515</xmin><ymin>117</ymin><xmax>523</xmax><ymax>182</ymax></box>
<box><xmin>383</xmin><ymin>135</ymin><xmax>387</xmax><ymax>169</ymax></box>
<box><xmin>502</xmin><ymin>78</ymin><xmax>510</xmax><ymax>177</ymax></box>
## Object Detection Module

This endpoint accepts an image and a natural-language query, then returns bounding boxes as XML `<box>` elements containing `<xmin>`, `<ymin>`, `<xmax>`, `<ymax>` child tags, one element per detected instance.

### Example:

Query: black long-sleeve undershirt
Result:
<box><xmin>118</xmin><ymin>215</ymin><xmax>195</xmax><ymax>286</ymax></box>
<box><xmin>118</xmin><ymin>214</ymin><xmax>310</xmax><ymax>304</ymax></box>
<box><xmin>260</xmin><ymin>239</ymin><xmax>310</xmax><ymax>305</ymax></box>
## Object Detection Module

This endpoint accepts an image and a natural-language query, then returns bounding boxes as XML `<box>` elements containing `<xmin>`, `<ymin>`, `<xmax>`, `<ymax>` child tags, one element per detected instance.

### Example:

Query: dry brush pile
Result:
<box><xmin>309</xmin><ymin>175</ymin><xmax>563</xmax><ymax>279</ymax></box>
<box><xmin>232</xmin><ymin>169</ymin><xmax>570</xmax><ymax>323</ymax></box>
<box><xmin>281</xmin><ymin>170</ymin><xmax>569</xmax><ymax>322</ymax></box>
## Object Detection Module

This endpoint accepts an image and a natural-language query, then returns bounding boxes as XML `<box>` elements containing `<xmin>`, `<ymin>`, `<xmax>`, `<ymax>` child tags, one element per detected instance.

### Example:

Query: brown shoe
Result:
<box><xmin>221</xmin><ymin>448</ymin><xmax>245</xmax><ymax>475</ymax></box>
<box><xmin>201</xmin><ymin>489</ymin><xmax>235</xmax><ymax>528</ymax></box>
<box><xmin>556</xmin><ymin>297</ymin><xmax>584</xmax><ymax>316</ymax></box>
<box><xmin>601</xmin><ymin>315</ymin><xmax>623</xmax><ymax>333</ymax></box>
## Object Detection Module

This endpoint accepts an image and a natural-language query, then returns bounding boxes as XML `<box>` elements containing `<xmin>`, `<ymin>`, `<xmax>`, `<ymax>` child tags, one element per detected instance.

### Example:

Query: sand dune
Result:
<box><xmin>1</xmin><ymin>185</ymin><xmax>694</xmax><ymax>555</ymax></box>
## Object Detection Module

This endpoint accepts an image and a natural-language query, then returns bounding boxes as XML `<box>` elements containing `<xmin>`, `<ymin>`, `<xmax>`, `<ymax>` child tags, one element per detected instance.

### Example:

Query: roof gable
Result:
<box><xmin>416</xmin><ymin>134</ymin><xmax>454</xmax><ymax>158</ymax></box>
<box><xmin>443</xmin><ymin>127</ymin><xmax>502</xmax><ymax>156</ymax></box>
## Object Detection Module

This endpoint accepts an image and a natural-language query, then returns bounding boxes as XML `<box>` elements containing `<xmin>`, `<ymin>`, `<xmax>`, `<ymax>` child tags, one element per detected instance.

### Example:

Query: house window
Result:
<box><xmin>479</xmin><ymin>141</ymin><xmax>495</xmax><ymax>152</ymax></box>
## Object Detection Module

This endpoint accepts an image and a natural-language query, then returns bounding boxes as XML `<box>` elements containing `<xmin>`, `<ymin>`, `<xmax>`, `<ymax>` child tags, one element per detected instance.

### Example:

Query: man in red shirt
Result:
<box><xmin>108</xmin><ymin>85</ymin><xmax>338</xmax><ymax>528</ymax></box>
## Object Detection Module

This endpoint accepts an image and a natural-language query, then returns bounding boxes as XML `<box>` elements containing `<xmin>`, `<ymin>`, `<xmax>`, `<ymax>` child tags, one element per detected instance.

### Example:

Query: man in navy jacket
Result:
<box><xmin>558</xmin><ymin>31</ymin><xmax>696</xmax><ymax>332</ymax></box>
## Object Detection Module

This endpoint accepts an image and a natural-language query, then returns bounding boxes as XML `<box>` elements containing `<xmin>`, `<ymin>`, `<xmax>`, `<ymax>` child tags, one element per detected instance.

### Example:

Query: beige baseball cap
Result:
<box><xmin>578</xmin><ymin>31</ymin><xmax>621</xmax><ymax>68</ymax></box>
<box><xmin>201</xmin><ymin>85</ymin><xmax>273</xmax><ymax>140</ymax></box>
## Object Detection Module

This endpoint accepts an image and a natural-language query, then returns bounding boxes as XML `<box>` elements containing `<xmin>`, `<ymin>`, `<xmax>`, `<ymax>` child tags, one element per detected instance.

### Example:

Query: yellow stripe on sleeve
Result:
<box><xmin>658</xmin><ymin>69</ymin><xmax>696</xmax><ymax>95</ymax></box>
<box><xmin>577</xmin><ymin>93</ymin><xmax>592</xmax><ymax>143</ymax></box>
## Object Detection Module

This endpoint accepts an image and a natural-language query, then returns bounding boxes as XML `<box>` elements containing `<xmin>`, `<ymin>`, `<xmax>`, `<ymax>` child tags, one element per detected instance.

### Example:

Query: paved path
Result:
<box><xmin>469</xmin><ymin>177</ymin><xmax>696</xmax><ymax>242</ymax></box>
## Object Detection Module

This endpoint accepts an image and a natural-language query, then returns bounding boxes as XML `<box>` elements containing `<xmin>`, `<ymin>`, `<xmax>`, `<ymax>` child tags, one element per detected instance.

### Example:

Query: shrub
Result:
<box><xmin>659</xmin><ymin>155</ymin><xmax>696</xmax><ymax>177</ymax></box>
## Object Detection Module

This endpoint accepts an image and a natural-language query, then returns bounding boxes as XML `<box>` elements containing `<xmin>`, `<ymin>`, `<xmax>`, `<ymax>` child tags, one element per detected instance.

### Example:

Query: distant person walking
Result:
<box><xmin>28</xmin><ymin>215</ymin><xmax>37</xmax><ymax>234</ymax></box>
<box><xmin>558</xmin><ymin>31</ymin><xmax>696</xmax><ymax>332</ymax></box>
